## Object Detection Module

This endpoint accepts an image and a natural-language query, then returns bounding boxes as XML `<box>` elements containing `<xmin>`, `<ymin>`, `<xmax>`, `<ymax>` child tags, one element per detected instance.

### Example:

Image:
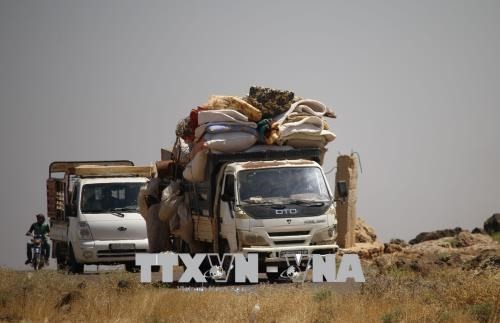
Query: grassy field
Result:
<box><xmin>0</xmin><ymin>266</ymin><xmax>498</xmax><ymax>323</ymax></box>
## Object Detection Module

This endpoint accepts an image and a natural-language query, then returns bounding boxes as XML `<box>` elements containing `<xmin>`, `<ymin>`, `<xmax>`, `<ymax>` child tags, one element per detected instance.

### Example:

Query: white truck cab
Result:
<box><xmin>47</xmin><ymin>161</ymin><xmax>153</xmax><ymax>273</ymax></box>
<box><xmin>219</xmin><ymin>160</ymin><xmax>337</xmax><ymax>256</ymax></box>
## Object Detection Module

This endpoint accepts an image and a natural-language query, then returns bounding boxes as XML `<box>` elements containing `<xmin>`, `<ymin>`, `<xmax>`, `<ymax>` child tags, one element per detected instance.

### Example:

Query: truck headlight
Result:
<box><xmin>238</xmin><ymin>231</ymin><xmax>268</xmax><ymax>247</ymax></box>
<box><xmin>78</xmin><ymin>222</ymin><xmax>93</xmax><ymax>240</ymax></box>
<box><xmin>311</xmin><ymin>225</ymin><xmax>336</xmax><ymax>244</ymax></box>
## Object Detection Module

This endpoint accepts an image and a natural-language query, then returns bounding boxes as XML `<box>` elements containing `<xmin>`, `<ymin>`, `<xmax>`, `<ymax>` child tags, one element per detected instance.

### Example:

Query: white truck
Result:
<box><xmin>168</xmin><ymin>148</ymin><xmax>339</xmax><ymax>280</ymax></box>
<box><xmin>47</xmin><ymin>161</ymin><xmax>153</xmax><ymax>273</ymax></box>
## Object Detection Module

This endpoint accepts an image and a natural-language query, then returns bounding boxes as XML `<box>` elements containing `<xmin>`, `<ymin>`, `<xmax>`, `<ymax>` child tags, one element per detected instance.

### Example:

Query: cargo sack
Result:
<box><xmin>156</xmin><ymin>160</ymin><xmax>183</xmax><ymax>180</ymax></box>
<box><xmin>175</xmin><ymin>200</ymin><xmax>196</xmax><ymax>247</ymax></box>
<box><xmin>280</xmin><ymin>131</ymin><xmax>336</xmax><ymax>146</ymax></box>
<box><xmin>146</xmin><ymin>203</ymin><xmax>172</xmax><ymax>252</ymax></box>
<box><xmin>275</xmin><ymin>99</ymin><xmax>329</xmax><ymax>125</ymax></box>
<box><xmin>197</xmin><ymin>109</ymin><xmax>249</xmax><ymax>124</ymax></box>
<box><xmin>204</xmin><ymin>131</ymin><xmax>258</xmax><ymax>153</ymax></box>
<box><xmin>158</xmin><ymin>181</ymin><xmax>184</xmax><ymax>222</ymax></box>
<box><xmin>246</xmin><ymin>86</ymin><xmax>295</xmax><ymax>119</ymax></box>
<box><xmin>172</xmin><ymin>138</ymin><xmax>192</xmax><ymax>165</ymax></box>
<box><xmin>286</xmin><ymin>114</ymin><xmax>330</xmax><ymax>130</ymax></box>
<box><xmin>278</xmin><ymin>115</ymin><xmax>324</xmax><ymax>138</ymax></box>
<box><xmin>194</xmin><ymin>122</ymin><xmax>258</xmax><ymax>141</ymax></box>
<box><xmin>144</xmin><ymin>177</ymin><xmax>163</xmax><ymax>207</ymax></box>
<box><xmin>138</xmin><ymin>186</ymin><xmax>149</xmax><ymax>219</ymax></box>
<box><xmin>205</xmin><ymin>96</ymin><xmax>262</xmax><ymax>122</ymax></box>
<box><xmin>183</xmin><ymin>149</ymin><xmax>208</xmax><ymax>182</ymax></box>
<box><xmin>189</xmin><ymin>107</ymin><xmax>208</xmax><ymax>130</ymax></box>
<box><xmin>175</xmin><ymin>116</ymin><xmax>195</xmax><ymax>142</ymax></box>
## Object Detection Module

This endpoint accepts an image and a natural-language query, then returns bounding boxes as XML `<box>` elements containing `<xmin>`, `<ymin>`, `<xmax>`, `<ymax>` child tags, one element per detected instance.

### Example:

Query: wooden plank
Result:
<box><xmin>193</xmin><ymin>215</ymin><xmax>213</xmax><ymax>242</ymax></box>
<box><xmin>49</xmin><ymin>160</ymin><xmax>134</xmax><ymax>175</ymax></box>
<box><xmin>74</xmin><ymin>165</ymin><xmax>154</xmax><ymax>178</ymax></box>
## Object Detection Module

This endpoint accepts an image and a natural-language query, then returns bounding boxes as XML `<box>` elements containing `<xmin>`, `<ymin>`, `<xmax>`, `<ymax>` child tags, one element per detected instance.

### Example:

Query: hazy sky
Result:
<box><xmin>1</xmin><ymin>0</ymin><xmax>499</xmax><ymax>268</ymax></box>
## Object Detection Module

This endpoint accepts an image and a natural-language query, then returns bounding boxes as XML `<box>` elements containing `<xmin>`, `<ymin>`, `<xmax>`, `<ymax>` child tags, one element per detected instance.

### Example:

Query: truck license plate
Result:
<box><xmin>279</xmin><ymin>250</ymin><xmax>308</xmax><ymax>257</ymax></box>
<box><xmin>109</xmin><ymin>243</ymin><xmax>135</xmax><ymax>250</ymax></box>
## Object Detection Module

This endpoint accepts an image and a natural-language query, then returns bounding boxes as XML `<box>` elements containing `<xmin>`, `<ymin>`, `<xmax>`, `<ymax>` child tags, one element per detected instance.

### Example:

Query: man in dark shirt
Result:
<box><xmin>25</xmin><ymin>213</ymin><xmax>50</xmax><ymax>265</ymax></box>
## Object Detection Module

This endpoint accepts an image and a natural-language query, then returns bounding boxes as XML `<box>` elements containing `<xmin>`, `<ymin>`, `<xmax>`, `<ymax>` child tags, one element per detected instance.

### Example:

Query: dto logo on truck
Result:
<box><xmin>136</xmin><ymin>253</ymin><xmax>365</xmax><ymax>284</ymax></box>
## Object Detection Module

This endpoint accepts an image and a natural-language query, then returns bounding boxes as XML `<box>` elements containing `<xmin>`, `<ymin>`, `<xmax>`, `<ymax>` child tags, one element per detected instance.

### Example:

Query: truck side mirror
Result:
<box><xmin>221</xmin><ymin>194</ymin><xmax>235</xmax><ymax>203</ymax></box>
<box><xmin>336</xmin><ymin>181</ymin><xmax>348</xmax><ymax>199</ymax></box>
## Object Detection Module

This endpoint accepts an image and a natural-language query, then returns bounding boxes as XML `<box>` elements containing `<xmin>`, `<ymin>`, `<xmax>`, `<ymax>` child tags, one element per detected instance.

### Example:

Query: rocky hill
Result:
<box><xmin>346</xmin><ymin>214</ymin><xmax>500</xmax><ymax>276</ymax></box>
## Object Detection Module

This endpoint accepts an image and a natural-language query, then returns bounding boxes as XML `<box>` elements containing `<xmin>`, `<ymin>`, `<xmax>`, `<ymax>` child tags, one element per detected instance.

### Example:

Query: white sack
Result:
<box><xmin>204</xmin><ymin>132</ymin><xmax>257</xmax><ymax>153</ymax></box>
<box><xmin>194</xmin><ymin>122</ymin><xmax>257</xmax><ymax>141</ymax></box>
<box><xmin>183</xmin><ymin>149</ymin><xmax>208</xmax><ymax>182</ymax></box>
<box><xmin>158</xmin><ymin>181</ymin><xmax>183</xmax><ymax>222</ymax></box>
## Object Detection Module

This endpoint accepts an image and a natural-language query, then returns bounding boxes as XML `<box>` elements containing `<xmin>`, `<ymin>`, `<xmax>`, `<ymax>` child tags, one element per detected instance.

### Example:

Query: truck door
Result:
<box><xmin>220</xmin><ymin>174</ymin><xmax>238</xmax><ymax>252</ymax></box>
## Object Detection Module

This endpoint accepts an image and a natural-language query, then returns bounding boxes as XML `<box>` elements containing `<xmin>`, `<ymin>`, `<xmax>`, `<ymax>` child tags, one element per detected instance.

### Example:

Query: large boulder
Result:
<box><xmin>355</xmin><ymin>217</ymin><xmax>377</xmax><ymax>243</ymax></box>
<box><xmin>409</xmin><ymin>227</ymin><xmax>462</xmax><ymax>245</ymax></box>
<box><xmin>484</xmin><ymin>213</ymin><xmax>500</xmax><ymax>235</ymax></box>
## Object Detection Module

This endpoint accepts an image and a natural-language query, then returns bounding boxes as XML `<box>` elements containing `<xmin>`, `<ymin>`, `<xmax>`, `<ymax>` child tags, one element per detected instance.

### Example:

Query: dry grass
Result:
<box><xmin>0</xmin><ymin>266</ymin><xmax>498</xmax><ymax>323</ymax></box>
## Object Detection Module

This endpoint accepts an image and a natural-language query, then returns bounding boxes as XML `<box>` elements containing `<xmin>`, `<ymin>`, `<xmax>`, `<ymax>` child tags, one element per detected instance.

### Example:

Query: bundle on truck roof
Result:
<box><xmin>172</xmin><ymin>86</ymin><xmax>337</xmax><ymax>182</ymax></box>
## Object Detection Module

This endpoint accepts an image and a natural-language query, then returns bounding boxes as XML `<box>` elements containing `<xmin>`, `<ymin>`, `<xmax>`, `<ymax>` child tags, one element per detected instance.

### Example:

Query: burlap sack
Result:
<box><xmin>158</xmin><ymin>181</ymin><xmax>183</xmax><ymax>222</ymax></box>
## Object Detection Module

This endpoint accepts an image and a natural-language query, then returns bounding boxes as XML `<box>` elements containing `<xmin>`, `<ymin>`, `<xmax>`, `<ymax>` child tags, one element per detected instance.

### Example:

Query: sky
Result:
<box><xmin>0</xmin><ymin>0</ymin><xmax>499</xmax><ymax>269</ymax></box>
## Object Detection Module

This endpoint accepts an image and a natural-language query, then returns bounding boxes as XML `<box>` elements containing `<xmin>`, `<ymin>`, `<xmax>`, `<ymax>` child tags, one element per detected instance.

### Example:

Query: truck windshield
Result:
<box><xmin>238</xmin><ymin>167</ymin><xmax>331</xmax><ymax>204</ymax></box>
<box><xmin>80</xmin><ymin>182</ymin><xmax>144</xmax><ymax>213</ymax></box>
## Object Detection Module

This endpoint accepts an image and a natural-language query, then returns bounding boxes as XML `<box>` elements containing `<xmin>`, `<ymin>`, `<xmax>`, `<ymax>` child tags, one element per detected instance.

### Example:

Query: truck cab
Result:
<box><xmin>220</xmin><ymin>160</ymin><xmax>336</xmax><ymax>253</ymax></box>
<box><xmin>47</xmin><ymin>161</ymin><xmax>152</xmax><ymax>273</ymax></box>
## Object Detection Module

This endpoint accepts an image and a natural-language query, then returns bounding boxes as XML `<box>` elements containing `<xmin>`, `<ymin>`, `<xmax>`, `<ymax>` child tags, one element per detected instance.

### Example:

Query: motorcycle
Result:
<box><xmin>29</xmin><ymin>234</ymin><xmax>47</xmax><ymax>270</ymax></box>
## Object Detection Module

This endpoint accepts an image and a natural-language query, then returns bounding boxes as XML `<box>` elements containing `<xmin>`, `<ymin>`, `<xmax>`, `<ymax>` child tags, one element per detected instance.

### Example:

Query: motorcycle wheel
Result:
<box><xmin>32</xmin><ymin>256</ymin><xmax>40</xmax><ymax>271</ymax></box>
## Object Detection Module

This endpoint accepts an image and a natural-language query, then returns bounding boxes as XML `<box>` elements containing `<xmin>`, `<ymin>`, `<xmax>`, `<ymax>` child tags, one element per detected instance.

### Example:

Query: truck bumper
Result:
<box><xmin>75</xmin><ymin>239</ymin><xmax>148</xmax><ymax>264</ymax></box>
<box><xmin>242</xmin><ymin>244</ymin><xmax>339</xmax><ymax>262</ymax></box>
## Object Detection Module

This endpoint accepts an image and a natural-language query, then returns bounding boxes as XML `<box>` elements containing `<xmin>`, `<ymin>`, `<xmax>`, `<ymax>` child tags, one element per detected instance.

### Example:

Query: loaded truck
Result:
<box><xmin>165</xmin><ymin>147</ymin><xmax>338</xmax><ymax>280</ymax></box>
<box><xmin>47</xmin><ymin>161</ymin><xmax>153</xmax><ymax>273</ymax></box>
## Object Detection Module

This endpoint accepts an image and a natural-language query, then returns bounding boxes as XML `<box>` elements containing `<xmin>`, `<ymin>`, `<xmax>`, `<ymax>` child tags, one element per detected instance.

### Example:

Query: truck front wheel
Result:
<box><xmin>125</xmin><ymin>262</ymin><xmax>140</xmax><ymax>273</ymax></box>
<box><xmin>68</xmin><ymin>245</ymin><xmax>84</xmax><ymax>274</ymax></box>
<box><xmin>55</xmin><ymin>242</ymin><xmax>68</xmax><ymax>270</ymax></box>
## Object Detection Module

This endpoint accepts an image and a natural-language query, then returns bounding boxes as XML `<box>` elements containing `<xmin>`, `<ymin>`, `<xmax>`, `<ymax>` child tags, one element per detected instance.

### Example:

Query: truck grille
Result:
<box><xmin>274</xmin><ymin>240</ymin><xmax>306</xmax><ymax>245</ymax></box>
<box><xmin>97</xmin><ymin>249</ymin><xmax>147</xmax><ymax>258</ymax></box>
<box><xmin>268</xmin><ymin>231</ymin><xmax>310</xmax><ymax>237</ymax></box>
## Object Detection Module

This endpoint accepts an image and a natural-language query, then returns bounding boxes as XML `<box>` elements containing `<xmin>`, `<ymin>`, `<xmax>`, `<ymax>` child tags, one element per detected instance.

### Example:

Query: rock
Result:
<box><xmin>409</xmin><ymin>227</ymin><xmax>462</xmax><ymax>245</ymax></box>
<box><xmin>463</xmin><ymin>250</ymin><xmax>500</xmax><ymax>272</ymax></box>
<box><xmin>389</xmin><ymin>238</ymin><xmax>408</xmax><ymax>247</ymax></box>
<box><xmin>455</xmin><ymin>231</ymin><xmax>475</xmax><ymax>248</ymax></box>
<box><xmin>395</xmin><ymin>259</ymin><xmax>406</xmax><ymax>268</ymax></box>
<box><xmin>355</xmin><ymin>217</ymin><xmax>377</xmax><ymax>243</ymax></box>
<box><xmin>117</xmin><ymin>280</ymin><xmax>131</xmax><ymax>289</ymax></box>
<box><xmin>484</xmin><ymin>213</ymin><xmax>500</xmax><ymax>234</ymax></box>
<box><xmin>384</xmin><ymin>243</ymin><xmax>403</xmax><ymax>254</ymax></box>
<box><xmin>472</xmin><ymin>227</ymin><xmax>486</xmax><ymax>234</ymax></box>
<box><xmin>341</xmin><ymin>242</ymin><xmax>384</xmax><ymax>259</ymax></box>
<box><xmin>55</xmin><ymin>291</ymin><xmax>82</xmax><ymax>310</ymax></box>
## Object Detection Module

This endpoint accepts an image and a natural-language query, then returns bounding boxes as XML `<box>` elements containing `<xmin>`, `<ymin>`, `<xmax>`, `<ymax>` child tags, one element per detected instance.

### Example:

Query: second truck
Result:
<box><xmin>47</xmin><ymin>161</ymin><xmax>153</xmax><ymax>273</ymax></box>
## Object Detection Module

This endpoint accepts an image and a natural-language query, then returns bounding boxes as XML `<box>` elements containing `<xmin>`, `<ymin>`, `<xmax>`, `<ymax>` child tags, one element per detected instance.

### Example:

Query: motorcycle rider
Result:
<box><xmin>25</xmin><ymin>213</ymin><xmax>50</xmax><ymax>265</ymax></box>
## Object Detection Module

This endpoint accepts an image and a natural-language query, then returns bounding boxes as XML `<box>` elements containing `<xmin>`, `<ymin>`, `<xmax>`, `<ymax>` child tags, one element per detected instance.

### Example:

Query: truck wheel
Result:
<box><xmin>68</xmin><ymin>245</ymin><xmax>84</xmax><ymax>274</ymax></box>
<box><xmin>125</xmin><ymin>262</ymin><xmax>140</xmax><ymax>273</ymax></box>
<box><xmin>266</xmin><ymin>272</ymin><xmax>281</xmax><ymax>283</ymax></box>
<box><xmin>55</xmin><ymin>243</ymin><xmax>68</xmax><ymax>270</ymax></box>
<box><xmin>266</xmin><ymin>264</ymin><xmax>287</xmax><ymax>283</ymax></box>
